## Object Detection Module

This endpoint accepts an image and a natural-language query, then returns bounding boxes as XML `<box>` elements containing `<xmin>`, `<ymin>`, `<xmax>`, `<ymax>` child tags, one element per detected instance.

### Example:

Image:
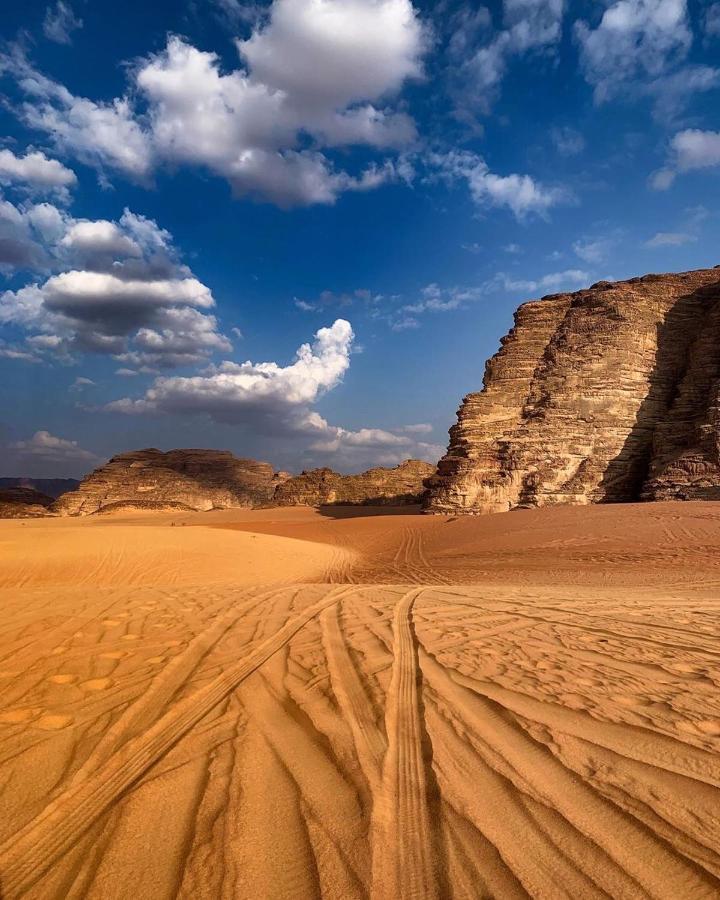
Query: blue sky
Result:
<box><xmin>1</xmin><ymin>0</ymin><xmax>720</xmax><ymax>476</ymax></box>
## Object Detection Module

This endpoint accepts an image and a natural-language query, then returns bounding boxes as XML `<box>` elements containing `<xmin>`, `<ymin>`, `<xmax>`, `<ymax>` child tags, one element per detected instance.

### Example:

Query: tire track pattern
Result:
<box><xmin>1</xmin><ymin>580</ymin><xmax>720</xmax><ymax>897</ymax></box>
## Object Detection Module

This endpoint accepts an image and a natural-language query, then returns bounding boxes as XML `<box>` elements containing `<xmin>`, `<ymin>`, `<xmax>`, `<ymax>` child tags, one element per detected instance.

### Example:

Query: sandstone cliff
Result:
<box><xmin>52</xmin><ymin>449</ymin><xmax>284</xmax><ymax>516</ymax></box>
<box><xmin>0</xmin><ymin>487</ymin><xmax>55</xmax><ymax>518</ymax></box>
<box><xmin>274</xmin><ymin>459</ymin><xmax>434</xmax><ymax>506</ymax></box>
<box><xmin>425</xmin><ymin>267</ymin><xmax>720</xmax><ymax>514</ymax></box>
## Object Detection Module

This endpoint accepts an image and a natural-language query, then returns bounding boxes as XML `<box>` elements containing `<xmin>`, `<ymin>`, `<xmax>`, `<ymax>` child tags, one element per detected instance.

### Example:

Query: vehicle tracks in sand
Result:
<box><xmin>0</xmin><ymin>585</ymin><xmax>358</xmax><ymax>898</ymax></box>
<box><xmin>371</xmin><ymin>588</ymin><xmax>440</xmax><ymax>900</ymax></box>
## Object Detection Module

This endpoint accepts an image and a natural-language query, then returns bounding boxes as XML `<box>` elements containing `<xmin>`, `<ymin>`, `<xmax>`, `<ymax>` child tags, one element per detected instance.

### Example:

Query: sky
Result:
<box><xmin>1</xmin><ymin>0</ymin><xmax>720</xmax><ymax>477</ymax></box>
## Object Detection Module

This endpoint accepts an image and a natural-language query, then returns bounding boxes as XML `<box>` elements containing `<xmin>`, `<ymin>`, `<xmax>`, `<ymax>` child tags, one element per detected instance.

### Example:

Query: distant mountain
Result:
<box><xmin>0</xmin><ymin>478</ymin><xmax>80</xmax><ymax>499</ymax></box>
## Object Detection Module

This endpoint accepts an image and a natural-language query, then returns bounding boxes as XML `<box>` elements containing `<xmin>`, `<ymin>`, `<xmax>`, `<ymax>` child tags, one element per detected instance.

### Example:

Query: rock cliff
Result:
<box><xmin>274</xmin><ymin>459</ymin><xmax>434</xmax><ymax>506</ymax></box>
<box><xmin>52</xmin><ymin>449</ymin><xmax>284</xmax><ymax>516</ymax></box>
<box><xmin>0</xmin><ymin>487</ymin><xmax>55</xmax><ymax>518</ymax></box>
<box><xmin>425</xmin><ymin>267</ymin><xmax>720</xmax><ymax>514</ymax></box>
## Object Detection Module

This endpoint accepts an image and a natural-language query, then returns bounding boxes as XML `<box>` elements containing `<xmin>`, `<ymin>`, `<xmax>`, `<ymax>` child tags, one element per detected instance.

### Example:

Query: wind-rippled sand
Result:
<box><xmin>1</xmin><ymin>503</ymin><xmax>719</xmax><ymax>898</ymax></box>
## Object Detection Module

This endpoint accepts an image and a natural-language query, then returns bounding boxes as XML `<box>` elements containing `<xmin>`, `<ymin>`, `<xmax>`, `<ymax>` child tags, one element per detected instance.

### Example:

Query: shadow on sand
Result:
<box><xmin>316</xmin><ymin>504</ymin><xmax>423</xmax><ymax>519</ymax></box>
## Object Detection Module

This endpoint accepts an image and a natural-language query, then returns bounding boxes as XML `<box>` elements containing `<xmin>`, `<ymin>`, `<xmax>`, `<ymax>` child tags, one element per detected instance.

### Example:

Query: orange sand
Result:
<box><xmin>0</xmin><ymin>502</ymin><xmax>719</xmax><ymax>897</ymax></box>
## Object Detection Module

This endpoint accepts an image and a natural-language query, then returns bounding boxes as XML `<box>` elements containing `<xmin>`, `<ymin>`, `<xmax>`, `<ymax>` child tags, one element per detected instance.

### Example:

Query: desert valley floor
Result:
<box><xmin>1</xmin><ymin>503</ymin><xmax>720</xmax><ymax>898</ymax></box>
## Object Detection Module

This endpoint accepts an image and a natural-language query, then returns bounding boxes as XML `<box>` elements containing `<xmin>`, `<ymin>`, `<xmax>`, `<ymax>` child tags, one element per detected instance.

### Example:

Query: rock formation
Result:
<box><xmin>425</xmin><ymin>267</ymin><xmax>720</xmax><ymax>514</ymax></box>
<box><xmin>274</xmin><ymin>459</ymin><xmax>435</xmax><ymax>506</ymax></box>
<box><xmin>0</xmin><ymin>487</ymin><xmax>55</xmax><ymax>518</ymax></box>
<box><xmin>0</xmin><ymin>478</ymin><xmax>80</xmax><ymax>498</ymax></box>
<box><xmin>52</xmin><ymin>449</ymin><xmax>285</xmax><ymax>516</ymax></box>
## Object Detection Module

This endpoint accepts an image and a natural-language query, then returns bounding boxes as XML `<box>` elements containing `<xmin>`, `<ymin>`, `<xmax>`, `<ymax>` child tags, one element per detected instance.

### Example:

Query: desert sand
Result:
<box><xmin>1</xmin><ymin>502</ymin><xmax>719</xmax><ymax>898</ymax></box>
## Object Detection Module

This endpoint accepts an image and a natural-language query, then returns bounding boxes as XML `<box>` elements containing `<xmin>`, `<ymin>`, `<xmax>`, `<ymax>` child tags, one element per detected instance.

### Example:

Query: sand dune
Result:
<box><xmin>0</xmin><ymin>504</ymin><xmax>719</xmax><ymax>897</ymax></box>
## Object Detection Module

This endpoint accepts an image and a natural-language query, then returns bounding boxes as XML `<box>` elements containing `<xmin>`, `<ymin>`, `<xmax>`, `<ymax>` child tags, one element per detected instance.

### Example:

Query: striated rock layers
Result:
<box><xmin>274</xmin><ymin>459</ymin><xmax>435</xmax><ymax>506</ymax></box>
<box><xmin>0</xmin><ymin>487</ymin><xmax>55</xmax><ymax>518</ymax></box>
<box><xmin>52</xmin><ymin>449</ymin><xmax>285</xmax><ymax>516</ymax></box>
<box><xmin>426</xmin><ymin>267</ymin><xmax>720</xmax><ymax>514</ymax></box>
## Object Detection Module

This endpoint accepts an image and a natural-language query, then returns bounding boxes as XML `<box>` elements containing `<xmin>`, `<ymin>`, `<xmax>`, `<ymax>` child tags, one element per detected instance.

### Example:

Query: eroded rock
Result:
<box><xmin>274</xmin><ymin>459</ymin><xmax>435</xmax><ymax>506</ymax></box>
<box><xmin>425</xmin><ymin>267</ymin><xmax>720</xmax><ymax>513</ymax></box>
<box><xmin>52</xmin><ymin>449</ymin><xmax>283</xmax><ymax>516</ymax></box>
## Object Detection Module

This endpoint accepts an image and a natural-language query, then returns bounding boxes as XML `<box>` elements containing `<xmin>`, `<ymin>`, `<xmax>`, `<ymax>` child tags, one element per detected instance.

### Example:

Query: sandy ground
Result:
<box><xmin>0</xmin><ymin>502</ymin><xmax>719</xmax><ymax>898</ymax></box>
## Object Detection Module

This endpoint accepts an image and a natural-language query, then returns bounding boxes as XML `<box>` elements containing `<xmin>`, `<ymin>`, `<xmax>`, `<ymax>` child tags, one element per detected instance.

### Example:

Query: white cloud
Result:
<box><xmin>10</xmin><ymin>430</ymin><xmax>98</xmax><ymax>462</ymax></box>
<box><xmin>490</xmin><ymin>268</ymin><xmax>590</xmax><ymax>294</ymax></box>
<box><xmin>43</xmin><ymin>1</ymin><xmax>83</xmax><ymax>44</ymax></box>
<box><xmin>108</xmin><ymin>318</ymin><xmax>354</xmax><ymax>419</ymax></box>
<box><xmin>670</xmin><ymin>129</ymin><xmax>720</xmax><ymax>171</ymax></box>
<box><xmin>4</xmin><ymin>0</ymin><xmax>426</xmax><ymax>206</ymax></box>
<box><xmin>575</xmin><ymin>0</ymin><xmax>691</xmax><ymax>103</ymax></box>
<box><xmin>653</xmin><ymin>128</ymin><xmax>720</xmax><ymax>188</ymax></box>
<box><xmin>644</xmin><ymin>231</ymin><xmax>697</xmax><ymax>246</ymax></box>
<box><xmin>9</xmin><ymin>55</ymin><xmax>153</xmax><ymax>179</ymax></box>
<box><xmin>450</xmin><ymin>0</ymin><xmax>564</xmax><ymax>116</ymax></box>
<box><xmin>70</xmin><ymin>376</ymin><xmax>94</xmax><ymax>390</ymax></box>
<box><xmin>0</xmin><ymin>203</ymin><xmax>230</xmax><ymax>366</ymax></box>
<box><xmin>432</xmin><ymin>150</ymin><xmax>569</xmax><ymax>220</ymax></box>
<box><xmin>572</xmin><ymin>236</ymin><xmax>616</xmax><ymax>263</ymax></box>
<box><xmin>105</xmin><ymin>316</ymin><xmax>442</xmax><ymax>468</ymax></box>
<box><xmin>0</xmin><ymin>196</ymin><xmax>67</xmax><ymax>273</ymax></box>
<box><xmin>0</xmin><ymin>149</ymin><xmax>76</xmax><ymax>200</ymax></box>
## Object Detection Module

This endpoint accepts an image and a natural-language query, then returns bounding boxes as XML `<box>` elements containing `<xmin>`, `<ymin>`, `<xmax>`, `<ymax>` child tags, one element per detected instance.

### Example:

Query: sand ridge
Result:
<box><xmin>0</xmin><ymin>504</ymin><xmax>719</xmax><ymax>897</ymax></box>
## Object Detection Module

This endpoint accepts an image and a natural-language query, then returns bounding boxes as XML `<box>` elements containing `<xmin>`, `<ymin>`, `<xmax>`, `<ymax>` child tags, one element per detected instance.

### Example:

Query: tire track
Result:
<box><xmin>0</xmin><ymin>585</ymin><xmax>355</xmax><ymax>898</ymax></box>
<box><xmin>371</xmin><ymin>588</ymin><xmax>439</xmax><ymax>900</ymax></box>
<box><xmin>320</xmin><ymin>602</ymin><xmax>386</xmax><ymax>791</ymax></box>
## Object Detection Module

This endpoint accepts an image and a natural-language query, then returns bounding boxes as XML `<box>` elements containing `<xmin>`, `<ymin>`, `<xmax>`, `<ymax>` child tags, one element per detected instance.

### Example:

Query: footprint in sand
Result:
<box><xmin>48</xmin><ymin>674</ymin><xmax>78</xmax><ymax>685</ymax></box>
<box><xmin>36</xmin><ymin>714</ymin><xmax>74</xmax><ymax>730</ymax></box>
<box><xmin>81</xmin><ymin>678</ymin><xmax>113</xmax><ymax>691</ymax></box>
<box><xmin>102</xmin><ymin>619</ymin><xmax>122</xmax><ymax>627</ymax></box>
<box><xmin>99</xmin><ymin>650</ymin><xmax>127</xmax><ymax>660</ymax></box>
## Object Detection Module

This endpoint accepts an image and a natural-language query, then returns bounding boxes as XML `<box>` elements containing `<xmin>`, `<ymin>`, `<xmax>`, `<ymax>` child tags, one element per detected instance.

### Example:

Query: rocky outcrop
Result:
<box><xmin>52</xmin><ymin>449</ymin><xmax>285</xmax><ymax>516</ymax></box>
<box><xmin>425</xmin><ymin>267</ymin><xmax>720</xmax><ymax>514</ymax></box>
<box><xmin>0</xmin><ymin>487</ymin><xmax>55</xmax><ymax>518</ymax></box>
<box><xmin>274</xmin><ymin>459</ymin><xmax>435</xmax><ymax>506</ymax></box>
<box><xmin>0</xmin><ymin>478</ymin><xmax>80</xmax><ymax>499</ymax></box>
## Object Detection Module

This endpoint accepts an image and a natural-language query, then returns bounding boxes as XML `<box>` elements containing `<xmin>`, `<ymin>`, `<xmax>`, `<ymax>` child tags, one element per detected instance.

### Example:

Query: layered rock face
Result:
<box><xmin>0</xmin><ymin>487</ymin><xmax>55</xmax><ymax>518</ymax></box>
<box><xmin>274</xmin><ymin>459</ymin><xmax>435</xmax><ymax>506</ymax></box>
<box><xmin>52</xmin><ymin>449</ymin><xmax>284</xmax><ymax>516</ymax></box>
<box><xmin>425</xmin><ymin>267</ymin><xmax>720</xmax><ymax>514</ymax></box>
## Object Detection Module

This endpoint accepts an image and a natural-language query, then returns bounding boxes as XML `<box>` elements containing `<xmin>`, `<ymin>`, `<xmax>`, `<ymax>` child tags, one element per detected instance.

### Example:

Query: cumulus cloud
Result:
<box><xmin>5</xmin><ymin>54</ymin><xmax>153</xmax><ymax>180</ymax></box>
<box><xmin>106</xmin><ymin>317</ymin><xmax>441</xmax><ymax>468</ymax></box>
<box><xmin>43</xmin><ymin>1</ymin><xmax>83</xmax><ymax>45</ymax></box>
<box><xmin>108</xmin><ymin>318</ymin><xmax>354</xmax><ymax>420</ymax></box>
<box><xmin>0</xmin><ymin>149</ymin><xmax>76</xmax><ymax>200</ymax></box>
<box><xmin>652</xmin><ymin>129</ymin><xmax>720</xmax><ymax>189</ymax></box>
<box><xmin>432</xmin><ymin>150</ymin><xmax>570</xmax><ymax>220</ymax></box>
<box><xmin>0</xmin><ymin>204</ymin><xmax>231</xmax><ymax>366</ymax></box>
<box><xmin>0</xmin><ymin>196</ymin><xmax>67</xmax><ymax>273</ymax></box>
<box><xmin>3</xmin><ymin>0</ymin><xmax>426</xmax><ymax>206</ymax></box>
<box><xmin>10</xmin><ymin>430</ymin><xmax>98</xmax><ymax>462</ymax></box>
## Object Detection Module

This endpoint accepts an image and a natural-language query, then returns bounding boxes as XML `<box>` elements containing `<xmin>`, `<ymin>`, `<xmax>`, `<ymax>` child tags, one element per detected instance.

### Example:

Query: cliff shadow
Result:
<box><xmin>597</xmin><ymin>280</ymin><xmax>720</xmax><ymax>502</ymax></box>
<box><xmin>317</xmin><ymin>503</ymin><xmax>423</xmax><ymax>518</ymax></box>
